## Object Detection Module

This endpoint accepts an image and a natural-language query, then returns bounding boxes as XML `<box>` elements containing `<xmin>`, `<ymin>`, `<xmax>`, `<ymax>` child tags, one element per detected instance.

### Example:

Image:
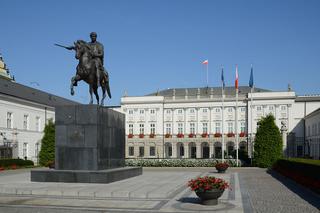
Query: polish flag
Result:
<box><xmin>235</xmin><ymin>65</ymin><xmax>239</xmax><ymax>89</ymax></box>
<box><xmin>202</xmin><ymin>60</ymin><xmax>208</xmax><ymax>65</ymax></box>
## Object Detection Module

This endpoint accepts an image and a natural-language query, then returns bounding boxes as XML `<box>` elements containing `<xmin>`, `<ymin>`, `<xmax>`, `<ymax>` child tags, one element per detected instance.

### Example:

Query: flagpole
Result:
<box><xmin>235</xmin><ymin>65</ymin><xmax>239</xmax><ymax>167</ymax></box>
<box><xmin>249</xmin><ymin>64</ymin><xmax>254</xmax><ymax>165</ymax></box>
<box><xmin>206</xmin><ymin>62</ymin><xmax>209</xmax><ymax>87</ymax></box>
<box><xmin>221</xmin><ymin>66</ymin><xmax>225</xmax><ymax>162</ymax></box>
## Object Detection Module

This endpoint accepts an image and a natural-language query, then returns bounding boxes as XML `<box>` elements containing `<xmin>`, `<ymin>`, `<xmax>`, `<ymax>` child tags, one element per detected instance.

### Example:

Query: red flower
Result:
<box><xmin>188</xmin><ymin>176</ymin><xmax>230</xmax><ymax>192</ymax></box>
<box><xmin>227</xmin><ymin>133</ymin><xmax>235</xmax><ymax>137</ymax></box>
<box><xmin>177</xmin><ymin>133</ymin><xmax>184</xmax><ymax>138</ymax></box>
<box><xmin>128</xmin><ymin>134</ymin><xmax>134</xmax><ymax>138</ymax></box>
<box><xmin>188</xmin><ymin>133</ymin><xmax>195</xmax><ymax>138</ymax></box>
<box><xmin>165</xmin><ymin>133</ymin><xmax>171</xmax><ymax>138</ymax></box>
<box><xmin>201</xmin><ymin>133</ymin><xmax>208</xmax><ymax>138</ymax></box>
<box><xmin>149</xmin><ymin>133</ymin><xmax>155</xmax><ymax>138</ymax></box>
<box><xmin>239</xmin><ymin>132</ymin><xmax>247</xmax><ymax>137</ymax></box>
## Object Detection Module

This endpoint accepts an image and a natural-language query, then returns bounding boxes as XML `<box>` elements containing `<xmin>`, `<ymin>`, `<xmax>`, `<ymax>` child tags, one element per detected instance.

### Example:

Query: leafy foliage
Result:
<box><xmin>254</xmin><ymin>115</ymin><xmax>282</xmax><ymax>168</ymax></box>
<box><xmin>39</xmin><ymin>119</ymin><xmax>55</xmax><ymax>166</ymax></box>
<box><xmin>0</xmin><ymin>159</ymin><xmax>34</xmax><ymax>168</ymax></box>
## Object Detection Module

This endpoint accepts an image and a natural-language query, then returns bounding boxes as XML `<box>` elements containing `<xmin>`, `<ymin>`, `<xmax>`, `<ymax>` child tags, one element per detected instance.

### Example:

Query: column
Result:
<box><xmin>184</xmin><ymin>143</ymin><xmax>189</xmax><ymax>158</ymax></box>
<box><xmin>196</xmin><ymin>143</ymin><xmax>202</xmax><ymax>158</ymax></box>
<box><xmin>172</xmin><ymin>142</ymin><xmax>177</xmax><ymax>158</ymax></box>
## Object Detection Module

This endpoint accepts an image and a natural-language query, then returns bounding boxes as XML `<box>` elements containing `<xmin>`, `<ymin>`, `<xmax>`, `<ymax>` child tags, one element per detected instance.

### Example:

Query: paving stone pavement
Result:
<box><xmin>0</xmin><ymin>167</ymin><xmax>318</xmax><ymax>213</ymax></box>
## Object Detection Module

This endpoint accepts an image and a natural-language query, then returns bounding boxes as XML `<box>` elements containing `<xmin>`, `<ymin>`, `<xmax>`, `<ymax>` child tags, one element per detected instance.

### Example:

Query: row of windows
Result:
<box><xmin>127</xmin><ymin>105</ymin><xmax>287</xmax><ymax>115</ymax></box>
<box><xmin>307</xmin><ymin>122</ymin><xmax>320</xmax><ymax>137</ymax></box>
<box><xmin>6</xmin><ymin>112</ymin><xmax>41</xmax><ymax>131</ymax></box>
<box><xmin>22</xmin><ymin>142</ymin><xmax>40</xmax><ymax>158</ymax></box>
<box><xmin>129</xmin><ymin>122</ymin><xmax>246</xmax><ymax>134</ymax></box>
<box><xmin>128</xmin><ymin>146</ymin><xmax>156</xmax><ymax>157</ymax></box>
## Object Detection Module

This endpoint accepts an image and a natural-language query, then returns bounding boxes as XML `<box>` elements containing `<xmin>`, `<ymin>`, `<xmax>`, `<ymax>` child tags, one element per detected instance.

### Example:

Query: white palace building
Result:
<box><xmin>118</xmin><ymin>87</ymin><xmax>320</xmax><ymax>160</ymax></box>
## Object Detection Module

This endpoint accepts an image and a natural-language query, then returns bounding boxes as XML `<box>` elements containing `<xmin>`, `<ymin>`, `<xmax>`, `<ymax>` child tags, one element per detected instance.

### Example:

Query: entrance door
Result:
<box><xmin>202</xmin><ymin>146</ymin><xmax>209</xmax><ymax>158</ymax></box>
<box><xmin>191</xmin><ymin>147</ymin><xmax>196</xmax><ymax>158</ymax></box>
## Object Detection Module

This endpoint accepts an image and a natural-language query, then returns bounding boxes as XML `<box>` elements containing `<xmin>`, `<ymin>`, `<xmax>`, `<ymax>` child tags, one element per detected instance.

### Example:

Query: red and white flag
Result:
<box><xmin>235</xmin><ymin>65</ymin><xmax>239</xmax><ymax>89</ymax></box>
<box><xmin>202</xmin><ymin>60</ymin><xmax>208</xmax><ymax>65</ymax></box>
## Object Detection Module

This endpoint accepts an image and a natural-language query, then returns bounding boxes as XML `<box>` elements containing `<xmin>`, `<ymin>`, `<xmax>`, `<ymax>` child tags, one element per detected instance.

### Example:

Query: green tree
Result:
<box><xmin>39</xmin><ymin>119</ymin><xmax>55</xmax><ymax>166</ymax></box>
<box><xmin>254</xmin><ymin>114</ymin><xmax>283</xmax><ymax>168</ymax></box>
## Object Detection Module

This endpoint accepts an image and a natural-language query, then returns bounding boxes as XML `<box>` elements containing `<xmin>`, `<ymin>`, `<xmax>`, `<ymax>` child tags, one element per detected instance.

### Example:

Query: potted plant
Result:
<box><xmin>188</xmin><ymin>176</ymin><xmax>230</xmax><ymax>205</ymax></box>
<box><xmin>128</xmin><ymin>133</ymin><xmax>134</xmax><ymax>138</ymax></box>
<box><xmin>215</xmin><ymin>162</ymin><xmax>229</xmax><ymax>173</ymax></box>
<box><xmin>201</xmin><ymin>133</ymin><xmax>208</xmax><ymax>138</ymax></box>
<box><xmin>139</xmin><ymin>133</ymin><xmax>144</xmax><ymax>138</ymax></box>
<box><xmin>188</xmin><ymin>133</ymin><xmax>195</xmax><ymax>138</ymax></box>
<box><xmin>239</xmin><ymin>132</ymin><xmax>246</xmax><ymax>137</ymax></box>
<box><xmin>214</xmin><ymin>133</ymin><xmax>222</xmax><ymax>138</ymax></box>
<box><xmin>149</xmin><ymin>133</ymin><xmax>155</xmax><ymax>138</ymax></box>
<box><xmin>227</xmin><ymin>132</ymin><xmax>235</xmax><ymax>137</ymax></box>
<box><xmin>165</xmin><ymin>133</ymin><xmax>171</xmax><ymax>138</ymax></box>
<box><xmin>177</xmin><ymin>133</ymin><xmax>184</xmax><ymax>138</ymax></box>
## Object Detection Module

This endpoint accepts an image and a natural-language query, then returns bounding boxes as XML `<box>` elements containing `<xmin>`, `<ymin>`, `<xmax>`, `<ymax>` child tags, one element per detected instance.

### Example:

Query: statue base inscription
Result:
<box><xmin>31</xmin><ymin>105</ymin><xmax>142</xmax><ymax>183</ymax></box>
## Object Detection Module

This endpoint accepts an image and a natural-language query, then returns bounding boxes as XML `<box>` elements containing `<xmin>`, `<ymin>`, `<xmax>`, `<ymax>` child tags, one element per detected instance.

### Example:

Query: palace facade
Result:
<box><xmin>118</xmin><ymin>87</ymin><xmax>320</xmax><ymax>159</ymax></box>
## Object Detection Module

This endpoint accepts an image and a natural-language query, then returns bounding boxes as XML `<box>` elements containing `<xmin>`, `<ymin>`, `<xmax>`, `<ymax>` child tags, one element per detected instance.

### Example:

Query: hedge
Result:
<box><xmin>125</xmin><ymin>158</ymin><xmax>241</xmax><ymax>167</ymax></box>
<box><xmin>0</xmin><ymin>159</ymin><xmax>34</xmax><ymax>168</ymax></box>
<box><xmin>273</xmin><ymin>158</ymin><xmax>320</xmax><ymax>194</ymax></box>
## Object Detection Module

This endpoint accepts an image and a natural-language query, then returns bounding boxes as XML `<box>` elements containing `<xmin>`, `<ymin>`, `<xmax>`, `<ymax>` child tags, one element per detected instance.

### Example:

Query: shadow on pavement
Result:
<box><xmin>177</xmin><ymin>197</ymin><xmax>201</xmax><ymax>204</ymax></box>
<box><xmin>267</xmin><ymin>169</ymin><xmax>320</xmax><ymax>209</ymax></box>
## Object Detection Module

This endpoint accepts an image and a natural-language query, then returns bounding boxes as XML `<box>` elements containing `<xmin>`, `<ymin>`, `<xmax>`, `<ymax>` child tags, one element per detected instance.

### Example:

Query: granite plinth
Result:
<box><xmin>31</xmin><ymin>167</ymin><xmax>142</xmax><ymax>183</ymax></box>
<box><xmin>54</xmin><ymin>105</ymin><xmax>125</xmax><ymax>170</ymax></box>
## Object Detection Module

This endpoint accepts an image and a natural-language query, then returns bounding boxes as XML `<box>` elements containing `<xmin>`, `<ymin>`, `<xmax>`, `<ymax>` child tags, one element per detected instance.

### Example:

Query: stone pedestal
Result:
<box><xmin>31</xmin><ymin>105</ymin><xmax>142</xmax><ymax>183</ymax></box>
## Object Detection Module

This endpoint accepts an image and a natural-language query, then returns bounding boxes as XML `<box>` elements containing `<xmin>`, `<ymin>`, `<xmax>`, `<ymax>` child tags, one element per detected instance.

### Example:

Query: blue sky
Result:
<box><xmin>1</xmin><ymin>0</ymin><xmax>320</xmax><ymax>105</ymax></box>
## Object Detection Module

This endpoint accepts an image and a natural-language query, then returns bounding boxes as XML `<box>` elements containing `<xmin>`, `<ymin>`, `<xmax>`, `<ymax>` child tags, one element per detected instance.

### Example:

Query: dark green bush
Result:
<box><xmin>273</xmin><ymin>158</ymin><xmax>320</xmax><ymax>193</ymax></box>
<box><xmin>39</xmin><ymin>119</ymin><xmax>55</xmax><ymax>166</ymax></box>
<box><xmin>254</xmin><ymin>115</ymin><xmax>282</xmax><ymax>168</ymax></box>
<box><xmin>0</xmin><ymin>159</ymin><xmax>34</xmax><ymax>168</ymax></box>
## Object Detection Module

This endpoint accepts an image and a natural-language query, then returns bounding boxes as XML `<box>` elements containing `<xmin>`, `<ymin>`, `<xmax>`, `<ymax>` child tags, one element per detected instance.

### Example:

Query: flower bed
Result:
<box><xmin>239</xmin><ymin>132</ymin><xmax>247</xmax><ymax>137</ymax></box>
<box><xmin>128</xmin><ymin>134</ymin><xmax>134</xmax><ymax>138</ymax></box>
<box><xmin>273</xmin><ymin>158</ymin><xmax>320</xmax><ymax>194</ymax></box>
<box><xmin>201</xmin><ymin>133</ymin><xmax>208</xmax><ymax>138</ymax></box>
<box><xmin>149</xmin><ymin>133</ymin><xmax>155</xmax><ymax>138</ymax></box>
<box><xmin>165</xmin><ymin>134</ymin><xmax>171</xmax><ymax>138</ymax></box>
<box><xmin>125</xmin><ymin>158</ymin><xmax>241</xmax><ymax>167</ymax></box>
<box><xmin>139</xmin><ymin>134</ymin><xmax>144</xmax><ymax>138</ymax></box>
<box><xmin>0</xmin><ymin>159</ymin><xmax>34</xmax><ymax>170</ymax></box>
<box><xmin>188</xmin><ymin>133</ymin><xmax>195</xmax><ymax>138</ymax></box>
<box><xmin>227</xmin><ymin>133</ymin><xmax>235</xmax><ymax>137</ymax></box>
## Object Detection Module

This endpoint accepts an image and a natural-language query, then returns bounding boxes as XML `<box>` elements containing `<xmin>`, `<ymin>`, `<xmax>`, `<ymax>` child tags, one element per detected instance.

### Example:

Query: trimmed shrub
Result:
<box><xmin>125</xmin><ymin>158</ymin><xmax>241</xmax><ymax>167</ymax></box>
<box><xmin>273</xmin><ymin>158</ymin><xmax>320</xmax><ymax>194</ymax></box>
<box><xmin>254</xmin><ymin>115</ymin><xmax>282</xmax><ymax>168</ymax></box>
<box><xmin>39</xmin><ymin>119</ymin><xmax>55</xmax><ymax>166</ymax></box>
<box><xmin>0</xmin><ymin>159</ymin><xmax>34</xmax><ymax>168</ymax></box>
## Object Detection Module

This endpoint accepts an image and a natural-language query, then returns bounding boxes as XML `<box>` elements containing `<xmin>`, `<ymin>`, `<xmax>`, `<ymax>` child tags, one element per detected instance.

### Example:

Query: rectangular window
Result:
<box><xmin>150</xmin><ymin>109</ymin><xmax>155</xmax><ymax>114</ymax></box>
<box><xmin>35</xmin><ymin>116</ymin><xmax>41</xmax><ymax>131</ymax></box>
<box><xmin>269</xmin><ymin>106</ymin><xmax>274</xmax><ymax>111</ymax></box>
<box><xmin>240</xmin><ymin>122</ymin><xmax>246</xmax><ymax>132</ymax></box>
<box><xmin>202</xmin><ymin>123</ymin><xmax>208</xmax><ymax>134</ymax></box>
<box><xmin>7</xmin><ymin>112</ymin><xmax>12</xmax><ymax>129</ymax></box>
<box><xmin>139</xmin><ymin>146</ymin><xmax>144</xmax><ymax>157</ymax></box>
<box><xmin>129</xmin><ymin>124</ymin><xmax>134</xmax><ymax>134</ymax></box>
<box><xmin>281</xmin><ymin>105</ymin><xmax>286</xmax><ymax>111</ymax></box>
<box><xmin>190</xmin><ymin>108</ymin><xmax>195</xmax><ymax>113</ymax></box>
<box><xmin>256</xmin><ymin>106</ymin><xmax>262</xmax><ymax>111</ymax></box>
<box><xmin>128</xmin><ymin>110</ymin><xmax>133</xmax><ymax>114</ymax></box>
<box><xmin>178</xmin><ymin>123</ymin><xmax>183</xmax><ymax>134</ymax></box>
<box><xmin>190</xmin><ymin>123</ymin><xmax>195</xmax><ymax>134</ymax></box>
<box><xmin>129</xmin><ymin>147</ymin><xmax>134</xmax><ymax>156</ymax></box>
<box><xmin>240</xmin><ymin>107</ymin><xmax>246</xmax><ymax>112</ymax></box>
<box><xmin>149</xmin><ymin>146</ymin><xmax>155</xmax><ymax>156</ymax></box>
<box><xmin>165</xmin><ymin>123</ymin><xmax>171</xmax><ymax>134</ymax></box>
<box><xmin>215</xmin><ymin>122</ymin><xmax>221</xmax><ymax>133</ymax></box>
<box><xmin>215</xmin><ymin>108</ymin><xmax>221</xmax><ymax>113</ymax></box>
<box><xmin>139</xmin><ymin>109</ymin><xmax>144</xmax><ymax>114</ymax></box>
<box><xmin>35</xmin><ymin>143</ymin><xmax>39</xmax><ymax>158</ymax></box>
<box><xmin>23</xmin><ymin>114</ymin><xmax>29</xmax><ymax>130</ymax></box>
<box><xmin>228</xmin><ymin>108</ymin><xmax>233</xmax><ymax>113</ymax></box>
<box><xmin>23</xmin><ymin>143</ymin><xmax>28</xmax><ymax>158</ymax></box>
<box><xmin>228</xmin><ymin>122</ymin><xmax>233</xmax><ymax>133</ymax></box>
<box><xmin>203</xmin><ymin>108</ymin><xmax>208</xmax><ymax>113</ymax></box>
<box><xmin>150</xmin><ymin>123</ymin><xmax>156</xmax><ymax>134</ymax></box>
<box><xmin>166</xmin><ymin>110</ymin><xmax>171</xmax><ymax>114</ymax></box>
<box><xmin>178</xmin><ymin>109</ymin><xmax>183</xmax><ymax>114</ymax></box>
<box><xmin>139</xmin><ymin>124</ymin><xmax>144</xmax><ymax>134</ymax></box>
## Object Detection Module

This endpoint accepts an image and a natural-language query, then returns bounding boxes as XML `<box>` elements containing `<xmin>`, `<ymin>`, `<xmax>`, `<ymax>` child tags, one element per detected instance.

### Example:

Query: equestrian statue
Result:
<box><xmin>55</xmin><ymin>32</ymin><xmax>111</xmax><ymax>106</ymax></box>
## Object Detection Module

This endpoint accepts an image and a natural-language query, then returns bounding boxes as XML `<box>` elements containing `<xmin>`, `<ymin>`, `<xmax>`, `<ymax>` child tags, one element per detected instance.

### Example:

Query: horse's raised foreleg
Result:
<box><xmin>89</xmin><ymin>85</ymin><xmax>93</xmax><ymax>104</ymax></box>
<box><xmin>70</xmin><ymin>75</ymin><xmax>81</xmax><ymax>96</ymax></box>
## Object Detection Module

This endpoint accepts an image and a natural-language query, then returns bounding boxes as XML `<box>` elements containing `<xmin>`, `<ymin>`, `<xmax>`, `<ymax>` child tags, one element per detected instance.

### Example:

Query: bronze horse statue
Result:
<box><xmin>70</xmin><ymin>40</ymin><xmax>111</xmax><ymax>106</ymax></box>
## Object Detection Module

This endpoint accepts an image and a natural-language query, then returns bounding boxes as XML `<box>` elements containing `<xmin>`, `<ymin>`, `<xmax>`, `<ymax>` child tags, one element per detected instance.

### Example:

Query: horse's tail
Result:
<box><xmin>106</xmin><ymin>82</ymin><xmax>111</xmax><ymax>99</ymax></box>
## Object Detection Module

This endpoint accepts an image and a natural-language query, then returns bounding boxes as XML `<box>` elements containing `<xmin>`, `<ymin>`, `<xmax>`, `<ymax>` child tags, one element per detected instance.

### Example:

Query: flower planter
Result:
<box><xmin>196</xmin><ymin>189</ymin><xmax>224</xmax><ymax>205</ymax></box>
<box><xmin>215</xmin><ymin>163</ymin><xmax>229</xmax><ymax>173</ymax></box>
<box><xmin>216</xmin><ymin>168</ymin><xmax>227</xmax><ymax>173</ymax></box>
